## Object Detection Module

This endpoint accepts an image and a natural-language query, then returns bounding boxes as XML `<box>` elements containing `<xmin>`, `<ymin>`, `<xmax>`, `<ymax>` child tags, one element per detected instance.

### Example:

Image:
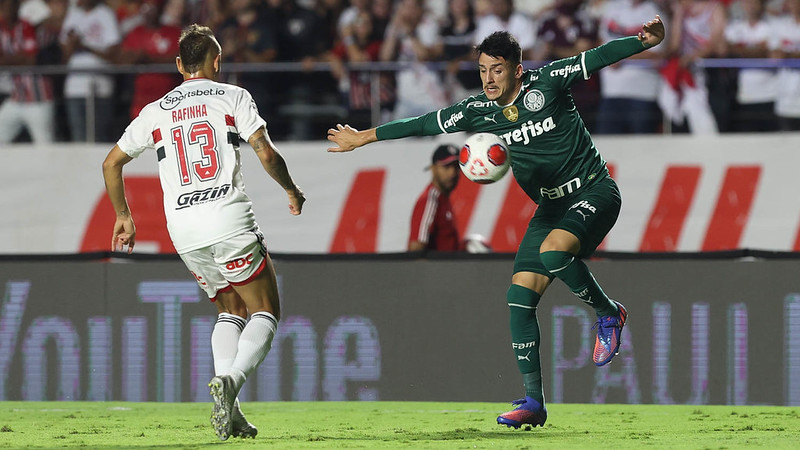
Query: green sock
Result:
<box><xmin>540</xmin><ymin>250</ymin><xmax>617</xmax><ymax>317</ymax></box>
<box><xmin>507</xmin><ymin>284</ymin><xmax>544</xmax><ymax>403</ymax></box>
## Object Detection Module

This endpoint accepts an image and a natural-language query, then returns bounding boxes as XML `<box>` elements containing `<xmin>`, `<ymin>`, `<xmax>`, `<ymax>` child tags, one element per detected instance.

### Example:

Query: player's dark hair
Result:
<box><xmin>178</xmin><ymin>24</ymin><xmax>220</xmax><ymax>73</ymax></box>
<box><xmin>475</xmin><ymin>31</ymin><xmax>522</xmax><ymax>68</ymax></box>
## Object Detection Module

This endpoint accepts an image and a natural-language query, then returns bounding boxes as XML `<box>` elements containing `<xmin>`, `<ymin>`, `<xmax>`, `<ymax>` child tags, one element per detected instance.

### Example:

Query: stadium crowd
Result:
<box><xmin>1</xmin><ymin>0</ymin><xmax>799</xmax><ymax>142</ymax></box>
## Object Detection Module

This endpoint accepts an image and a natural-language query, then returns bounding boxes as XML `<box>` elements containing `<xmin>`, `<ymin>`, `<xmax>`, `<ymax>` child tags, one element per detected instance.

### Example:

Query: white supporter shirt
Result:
<box><xmin>473</xmin><ymin>12</ymin><xmax>537</xmax><ymax>52</ymax></box>
<box><xmin>725</xmin><ymin>18</ymin><xmax>776</xmax><ymax>104</ymax></box>
<box><xmin>393</xmin><ymin>17</ymin><xmax>447</xmax><ymax>115</ymax></box>
<box><xmin>770</xmin><ymin>16</ymin><xmax>800</xmax><ymax>118</ymax></box>
<box><xmin>117</xmin><ymin>78</ymin><xmax>265</xmax><ymax>253</ymax></box>
<box><xmin>598</xmin><ymin>0</ymin><xmax>663</xmax><ymax>101</ymax></box>
<box><xmin>59</xmin><ymin>4</ymin><xmax>121</xmax><ymax>98</ymax></box>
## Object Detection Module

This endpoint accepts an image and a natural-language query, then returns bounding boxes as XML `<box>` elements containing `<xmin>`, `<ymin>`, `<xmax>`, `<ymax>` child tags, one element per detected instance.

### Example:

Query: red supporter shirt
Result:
<box><xmin>409</xmin><ymin>183</ymin><xmax>461</xmax><ymax>251</ymax></box>
<box><xmin>331</xmin><ymin>40</ymin><xmax>394</xmax><ymax>110</ymax></box>
<box><xmin>0</xmin><ymin>19</ymin><xmax>53</xmax><ymax>102</ymax></box>
<box><xmin>122</xmin><ymin>24</ymin><xmax>182</xmax><ymax>118</ymax></box>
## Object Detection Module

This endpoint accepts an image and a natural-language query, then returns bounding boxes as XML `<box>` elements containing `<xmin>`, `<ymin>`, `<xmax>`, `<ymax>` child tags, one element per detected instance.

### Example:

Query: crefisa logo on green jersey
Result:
<box><xmin>500</xmin><ymin>116</ymin><xmax>556</xmax><ymax>146</ymax></box>
<box><xmin>443</xmin><ymin>111</ymin><xmax>464</xmax><ymax>128</ymax></box>
<box><xmin>550</xmin><ymin>64</ymin><xmax>582</xmax><ymax>78</ymax></box>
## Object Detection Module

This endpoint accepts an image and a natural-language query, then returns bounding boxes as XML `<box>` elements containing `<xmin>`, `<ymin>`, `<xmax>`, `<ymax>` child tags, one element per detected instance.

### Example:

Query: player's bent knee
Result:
<box><xmin>540</xmin><ymin>229</ymin><xmax>580</xmax><ymax>254</ymax></box>
<box><xmin>507</xmin><ymin>284</ymin><xmax>541</xmax><ymax>309</ymax></box>
<box><xmin>540</xmin><ymin>250</ymin><xmax>574</xmax><ymax>275</ymax></box>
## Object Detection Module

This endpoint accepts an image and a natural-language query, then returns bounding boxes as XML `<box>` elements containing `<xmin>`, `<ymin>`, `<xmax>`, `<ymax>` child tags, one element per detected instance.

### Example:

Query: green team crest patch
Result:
<box><xmin>524</xmin><ymin>89</ymin><xmax>545</xmax><ymax>112</ymax></box>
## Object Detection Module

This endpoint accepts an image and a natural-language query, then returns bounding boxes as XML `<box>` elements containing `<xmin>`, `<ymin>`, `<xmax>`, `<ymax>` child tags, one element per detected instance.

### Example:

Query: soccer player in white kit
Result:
<box><xmin>102</xmin><ymin>24</ymin><xmax>305</xmax><ymax>441</ymax></box>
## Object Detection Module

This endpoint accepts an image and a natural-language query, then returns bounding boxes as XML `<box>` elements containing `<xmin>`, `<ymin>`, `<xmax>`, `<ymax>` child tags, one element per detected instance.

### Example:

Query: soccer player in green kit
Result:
<box><xmin>327</xmin><ymin>15</ymin><xmax>665</xmax><ymax>429</ymax></box>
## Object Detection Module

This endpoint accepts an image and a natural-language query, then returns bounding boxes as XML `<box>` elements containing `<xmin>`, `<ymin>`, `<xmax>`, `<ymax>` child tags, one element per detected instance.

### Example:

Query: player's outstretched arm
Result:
<box><xmin>248</xmin><ymin>127</ymin><xmax>305</xmax><ymax>216</ymax></box>
<box><xmin>638</xmin><ymin>15</ymin><xmax>665</xmax><ymax>48</ymax></box>
<box><xmin>102</xmin><ymin>145</ymin><xmax>136</xmax><ymax>253</ymax></box>
<box><xmin>582</xmin><ymin>15</ymin><xmax>666</xmax><ymax>74</ymax></box>
<box><xmin>327</xmin><ymin>124</ymin><xmax>378</xmax><ymax>152</ymax></box>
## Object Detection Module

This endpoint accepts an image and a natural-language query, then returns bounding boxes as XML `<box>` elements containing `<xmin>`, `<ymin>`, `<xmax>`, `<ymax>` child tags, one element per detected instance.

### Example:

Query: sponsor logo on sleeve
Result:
<box><xmin>443</xmin><ymin>111</ymin><xmax>464</xmax><ymax>129</ymax></box>
<box><xmin>549</xmin><ymin>64</ymin><xmax>582</xmax><ymax>79</ymax></box>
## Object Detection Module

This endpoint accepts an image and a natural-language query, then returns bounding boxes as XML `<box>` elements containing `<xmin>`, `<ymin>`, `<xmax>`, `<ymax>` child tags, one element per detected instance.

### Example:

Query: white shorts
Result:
<box><xmin>179</xmin><ymin>227</ymin><xmax>268</xmax><ymax>301</ymax></box>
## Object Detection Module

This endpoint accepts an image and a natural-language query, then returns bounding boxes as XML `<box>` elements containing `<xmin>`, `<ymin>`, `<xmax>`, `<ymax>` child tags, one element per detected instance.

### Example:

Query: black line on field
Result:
<box><xmin>0</xmin><ymin>249</ymin><xmax>797</xmax><ymax>262</ymax></box>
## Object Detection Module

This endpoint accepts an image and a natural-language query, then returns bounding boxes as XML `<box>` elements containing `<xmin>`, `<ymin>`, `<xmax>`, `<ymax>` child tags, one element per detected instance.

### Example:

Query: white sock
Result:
<box><xmin>229</xmin><ymin>312</ymin><xmax>278</xmax><ymax>391</ymax></box>
<box><xmin>212</xmin><ymin>313</ymin><xmax>246</xmax><ymax>418</ymax></box>
<box><xmin>211</xmin><ymin>313</ymin><xmax>245</xmax><ymax>375</ymax></box>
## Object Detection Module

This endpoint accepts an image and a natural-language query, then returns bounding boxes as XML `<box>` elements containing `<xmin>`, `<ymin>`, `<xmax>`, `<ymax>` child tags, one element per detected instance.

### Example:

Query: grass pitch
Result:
<box><xmin>0</xmin><ymin>401</ymin><xmax>798</xmax><ymax>448</ymax></box>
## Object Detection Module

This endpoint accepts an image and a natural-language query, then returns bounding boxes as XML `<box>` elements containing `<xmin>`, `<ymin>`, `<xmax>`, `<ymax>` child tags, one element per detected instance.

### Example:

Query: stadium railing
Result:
<box><xmin>2</xmin><ymin>58</ymin><xmax>799</xmax><ymax>142</ymax></box>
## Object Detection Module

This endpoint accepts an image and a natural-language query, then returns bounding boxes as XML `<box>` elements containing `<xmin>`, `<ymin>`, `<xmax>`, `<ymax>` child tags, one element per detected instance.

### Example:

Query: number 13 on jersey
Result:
<box><xmin>171</xmin><ymin>121</ymin><xmax>221</xmax><ymax>185</ymax></box>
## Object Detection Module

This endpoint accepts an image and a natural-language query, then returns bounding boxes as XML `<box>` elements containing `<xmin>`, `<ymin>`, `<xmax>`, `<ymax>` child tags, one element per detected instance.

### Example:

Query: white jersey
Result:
<box><xmin>598</xmin><ymin>0</ymin><xmax>664</xmax><ymax>101</ymax></box>
<box><xmin>725</xmin><ymin>18</ymin><xmax>776</xmax><ymax>104</ymax></box>
<box><xmin>769</xmin><ymin>16</ymin><xmax>800</xmax><ymax>118</ymax></box>
<box><xmin>59</xmin><ymin>4</ymin><xmax>121</xmax><ymax>98</ymax></box>
<box><xmin>473</xmin><ymin>12</ymin><xmax>537</xmax><ymax>52</ymax></box>
<box><xmin>117</xmin><ymin>78</ymin><xmax>266</xmax><ymax>253</ymax></box>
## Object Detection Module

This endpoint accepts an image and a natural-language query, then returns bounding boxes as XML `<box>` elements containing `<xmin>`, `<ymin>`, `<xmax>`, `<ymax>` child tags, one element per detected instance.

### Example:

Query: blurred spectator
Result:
<box><xmin>724</xmin><ymin>0</ymin><xmax>777</xmax><ymax>132</ymax></box>
<box><xmin>770</xmin><ymin>0</ymin><xmax>800</xmax><ymax>131</ymax></box>
<box><xmin>474</xmin><ymin>0</ymin><xmax>491</xmax><ymax>19</ymax></box>
<box><xmin>117</xmin><ymin>0</ymin><xmax>181</xmax><ymax>120</ymax></box>
<box><xmin>473</xmin><ymin>0</ymin><xmax>537</xmax><ymax>60</ymax></box>
<box><xmin>313</xmin><ymin>0</ymin><xmax>346</xmax><ymax>46</ymax></box>
<box><xmin>408</xmin><ymin>144</ymin><xmax>462</xmax><ymax>252</ymax></box>
<box><xmin>337</xmin><ymin>0</ymin><xmax>368</xmax><ymax>34</ymax></box>
<box><xmin>534</xmin><ymin>0</ymin><xmax>597</xmax><ymax>61</ymax></box>
<box><xmin>36</xmin><ymin>0</ymin><xmax>67</xmax><ymax>63</ymax></box>
<box><xmin>19</xmin><ymin>0</ymin><xmax>49</xmax><ymax>26</ymax></box>
<box><xmin>265</xmin><ymin>0</ymin><xmax>336</xmax><ymax>139</ymax></box>
<box><xmin>661</xmin><ymin>0</ymin><xmax>726</xmax><ymax>134</ymax></box>
<box><xmin>534</xmin><ymin>0</ymin><xmax>600</xmax><ymax>131</ymax></box>
<box><xmin>0</xmin><ymin>0</ymin><xmax>55</xmax><ymax>143</ymax></box>
<box><xmin>60</xmin><ymin>0</ymin><xmax>121</xmax><ymax>142</ymax></box>
<box><xmin>327</xmin><ymin>10</ymin><xmax>395</xmax><ymax>129</ymax></box>
<box><xmin>370</xmin><ymin>0</ymin><xmax>391</xmax><ymax>41</ymax></box>
<box><xmin>37</xmin><ymin>0</ymin><xmax>69</xmax><ymax>141</ymax></box>
<box><xmin>595</xmin><ymin>0</ymin><xmax>665</xmax><ymax>134</ymax></box>
<box><xmin>116</xmin><ymin>0</ymin><xmax>147</xmax><ymax>36</ymax></box>
<box><xmin>160</xmin><ymin>0</ymin><xmax>226</xmax><ymax>30</ymax></box>
<box><xmin>380</xmin><ymin>0</ymin><xmax>447</xmax><ymax>119</ymax></box>
<box><xmin>441</xmin><ymin>0</ymin><xmax>481</xmax><ymax>102</ymax></box>
<box><xmin>217</xmin><ymin>0</ymin><xmax>277</xmax><ymax>119</ymax></box>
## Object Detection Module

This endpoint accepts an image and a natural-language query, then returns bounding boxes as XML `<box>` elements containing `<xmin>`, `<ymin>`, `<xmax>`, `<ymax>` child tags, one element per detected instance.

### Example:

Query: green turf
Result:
<box><xmin>0</xmin><ymin>401</ymin><xmax>798</xmax><ymax>448</ymax></box>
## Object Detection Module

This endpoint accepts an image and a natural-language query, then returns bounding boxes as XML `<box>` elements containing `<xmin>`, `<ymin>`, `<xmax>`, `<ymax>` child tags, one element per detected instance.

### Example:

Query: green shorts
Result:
<box><xmin>513</xmin><ymin>176</ymin><xmax>621</xmax><ymax>276</ymax></box>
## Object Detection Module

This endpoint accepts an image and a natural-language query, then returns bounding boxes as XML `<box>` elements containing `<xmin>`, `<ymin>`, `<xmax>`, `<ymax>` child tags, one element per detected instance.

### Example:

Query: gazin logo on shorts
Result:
<box><xmin>523</xmin><ymin>89</ymin><xmax>545</xmax><ymax>112</ymax></box>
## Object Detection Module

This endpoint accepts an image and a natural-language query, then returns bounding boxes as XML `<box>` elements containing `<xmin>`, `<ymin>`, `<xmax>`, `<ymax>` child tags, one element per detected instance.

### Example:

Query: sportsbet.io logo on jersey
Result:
<box><xmin>160</xmin><ymin>87</ymin><xmax>226</xmax><ymax>110</ymax></box>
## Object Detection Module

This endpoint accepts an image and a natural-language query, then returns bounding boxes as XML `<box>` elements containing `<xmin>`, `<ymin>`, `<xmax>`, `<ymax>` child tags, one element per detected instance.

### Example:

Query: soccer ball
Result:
<box><xmin>459</xmin><ymin>133</ymin><xmax>511</xmax><ymax>184</ymax></box>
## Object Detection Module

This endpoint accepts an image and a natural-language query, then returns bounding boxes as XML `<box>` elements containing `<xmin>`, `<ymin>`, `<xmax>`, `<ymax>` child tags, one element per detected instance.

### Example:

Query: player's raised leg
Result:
<box><xmin>539</xmin><ymin>228</ymin><xmax>627</xmax><ymax>366</ymax></box>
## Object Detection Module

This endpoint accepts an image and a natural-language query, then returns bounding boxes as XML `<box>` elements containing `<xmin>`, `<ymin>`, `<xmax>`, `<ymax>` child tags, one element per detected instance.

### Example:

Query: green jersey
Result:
<box><xmin>376</xmin><ymin>36</ymin><xmax>649</xmax><ymax>204</ymax></box>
